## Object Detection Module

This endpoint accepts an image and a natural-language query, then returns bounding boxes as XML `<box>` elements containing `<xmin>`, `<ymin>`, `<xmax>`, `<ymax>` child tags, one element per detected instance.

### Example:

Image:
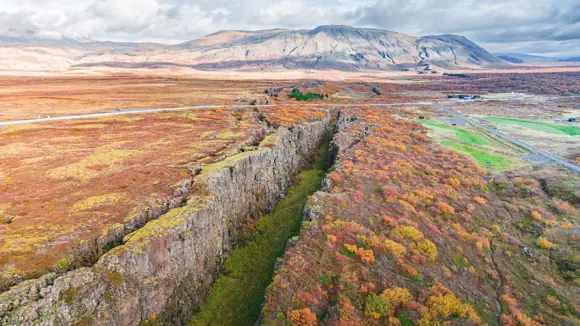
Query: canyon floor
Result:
<box><xmin>0</xmin><ymin>69</ymin><xmax>579</xmax><ymax>325</ymax></box>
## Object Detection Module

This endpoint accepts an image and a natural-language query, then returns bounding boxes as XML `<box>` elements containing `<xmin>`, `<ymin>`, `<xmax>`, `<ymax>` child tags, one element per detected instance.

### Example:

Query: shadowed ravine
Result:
<box><xmin>190</xmin><ymin>140</ymin><xmax>332</xmax><ymax>326</ymax></box>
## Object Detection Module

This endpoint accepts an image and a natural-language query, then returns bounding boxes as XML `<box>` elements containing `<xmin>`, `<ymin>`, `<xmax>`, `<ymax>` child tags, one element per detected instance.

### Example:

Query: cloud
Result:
<box><xmin>350</xmin><ymin>0</ymin><xmax>580</xmax><ymax>56</ymax></box>
<box><xmin>0</xmin><ymin>0</ymin><xmax>577</xmax><ymax>56</ymax></box>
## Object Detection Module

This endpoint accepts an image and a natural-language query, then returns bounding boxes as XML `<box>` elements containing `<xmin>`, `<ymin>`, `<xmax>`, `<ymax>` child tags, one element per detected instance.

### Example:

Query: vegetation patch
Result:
<box><xmin>440</xmin><ymin>140</ymin><xmax>522</xmax><ymax>171</ymax></box>
<box><xmin>419</xmin><ymin>119</ymin><xmax>522</xmax><ymax>171</ymax></box>
<box><xmin>72</xmin><ymin>193</ymin><xmax>126</xmax><ymax>211</ymax></box>
<box><xmin>189</xmin><ymin>142</ymin><xmax>330</xmax><ymax>326</ymax></box>
<box><xmin>288</xmin><ymin>89</ymin><xmax>327</xmax><ymax>101</ymax></box>
<box><xmin>485</xmin><ymin>117</ymin><xmax>580</xmax><ymax>136</ymax></box>
<box><xmin>420</xmin><ymin>119</ymin><xmax>489</xmax><ymax>145</ymax></box>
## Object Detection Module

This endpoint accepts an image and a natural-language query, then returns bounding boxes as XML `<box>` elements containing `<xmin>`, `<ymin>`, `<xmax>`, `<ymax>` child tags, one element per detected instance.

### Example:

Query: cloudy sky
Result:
<box><xmin>0</xmin><ymin>0</ymin><xmax>578</xmax><ymax>57</ymax></box>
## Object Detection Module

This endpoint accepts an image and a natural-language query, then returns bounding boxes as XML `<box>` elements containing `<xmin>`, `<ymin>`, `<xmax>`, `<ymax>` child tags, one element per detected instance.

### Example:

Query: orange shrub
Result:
<box><xmin>473</xmin><ymin>196</ymin><xmax>486</xmax><ymax>205</ymax></box>
<box><xmin>357</xmin><ymin>248</ymin><xmax>376</xmax><ymax>264</ymax></box>
<box><xmin>287</xmin><ymin>308</ymin><xmax>317</xmax><ymax>325</ymax></box>
<box><xmin>436</xmin><ymin>202</ymin><xmax>455</xmax><ymax>215</ymax></box>
<box><xmin>328</xmin><ymin>172</ymin><xmax>341</xmax><ymax>183</ymax></box>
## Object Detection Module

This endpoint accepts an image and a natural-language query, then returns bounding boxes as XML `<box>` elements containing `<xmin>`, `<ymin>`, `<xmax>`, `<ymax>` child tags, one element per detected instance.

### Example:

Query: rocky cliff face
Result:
<box><xmin>0</xmin><ymin>25</ymin><xmax>501</xmax><ymax>71</ymax></box>
<box><xmin>0</xmin><ymin>117</ymin><xmax>331</xmax><ymax>325</ymax></box>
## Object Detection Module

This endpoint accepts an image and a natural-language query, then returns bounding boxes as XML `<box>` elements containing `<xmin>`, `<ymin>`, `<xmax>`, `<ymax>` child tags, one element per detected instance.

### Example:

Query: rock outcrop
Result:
<box><xmin>0</xmin><ymin>117</ymin><xmax>331</xmax><ymax>325</ymax></box>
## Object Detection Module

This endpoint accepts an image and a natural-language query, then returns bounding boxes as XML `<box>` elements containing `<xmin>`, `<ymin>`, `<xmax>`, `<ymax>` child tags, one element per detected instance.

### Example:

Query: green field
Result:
<box><xmin>419</xmin><ymin>119</ymin><xmax>489</xmax><ymax>146</ymax></box>
<box><xmin>189</xmin><ymin>143</ymin><xmax>330</xmax><ymax>326</ymax></box>
<box><xmin>419</xmin><ymin>119</ymin><xmax>523</xmax><ymax>171</ymax></box>
<box><xmin>485</xmin><ymin>117</ymin><xmax>580</xmax><ymax>136</ymax></box>
<box><xmin>440</xmin><ymin>140</ymin><xmax>523</xmax><ymax>171</ymax></box>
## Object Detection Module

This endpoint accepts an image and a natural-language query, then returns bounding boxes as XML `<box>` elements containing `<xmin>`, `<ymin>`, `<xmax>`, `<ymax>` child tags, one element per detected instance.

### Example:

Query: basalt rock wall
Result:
<box><xmin>0</xmin><ymin>117</ymin><xmax>331</xmax><ymax>326</ymax></box>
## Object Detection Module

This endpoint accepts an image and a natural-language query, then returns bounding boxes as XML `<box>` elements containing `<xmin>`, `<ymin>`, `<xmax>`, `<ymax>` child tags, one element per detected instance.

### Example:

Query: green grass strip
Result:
<box><xmin>485</xmin><ymin>117</ymin><xmax>580</xmax><ymax>136</ymax></box>
<box><xmin>418</xmin><ymin>119</ymin><xmax>488</xmax><ymax>146</ymax></box>
<box><xmin>455</xmin><ymin>129</ymin><xmax>488</xmax><ymax>146</ymax></box>
<box><xmin>190</xmin><ymin>143</ymin><xmax>330</xmax><ymax>326</ymax></box>
<box><xmin>440</xmin><ymin>140</ymin><xmax>522</xmax><ymax>171</ymax></box>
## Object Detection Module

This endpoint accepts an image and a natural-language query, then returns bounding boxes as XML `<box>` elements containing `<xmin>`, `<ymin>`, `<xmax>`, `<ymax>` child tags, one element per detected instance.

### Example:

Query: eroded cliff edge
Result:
<box><xmin>0</xmin><ymin>115</ymin><xmax>331</xmax><ymax>325</ymax></box>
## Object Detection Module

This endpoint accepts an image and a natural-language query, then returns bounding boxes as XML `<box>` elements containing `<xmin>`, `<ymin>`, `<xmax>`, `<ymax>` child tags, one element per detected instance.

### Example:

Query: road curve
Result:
<box><xmin>1</xmin><ymin>100</ymin><xmax>578</xmax><ymax>174</ymax></box>
<box><xmin>0</xmin><ymin>104</ymin><xmax>277</xmax><ymax>128</ymax></box>
<box><xmin>431</xmin><ymin>103</ymin><xmax>580</xmax><ymax>174</ymax></box>
<box><xmin>0</xmin><ymin>102</ymin><xmax>432</xmax><ymax>127</ymax></box>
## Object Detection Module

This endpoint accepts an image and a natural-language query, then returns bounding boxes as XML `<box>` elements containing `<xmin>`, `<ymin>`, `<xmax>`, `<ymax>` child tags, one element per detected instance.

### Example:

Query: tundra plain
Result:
<box><xmin>1</xmin><ymin>70</ymin><xmax>579</xmax><ymax>325</ymax></box>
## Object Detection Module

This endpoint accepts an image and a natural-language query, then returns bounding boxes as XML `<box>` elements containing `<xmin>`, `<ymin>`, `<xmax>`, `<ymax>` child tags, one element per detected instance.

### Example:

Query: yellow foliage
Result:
<box><xmin>395</xmin><ymin>225</ymin><xmax>424</xmax><ymax>241</ymax></box>
<box><xmin>48</xmin><ymin>142</ymin><xmax>140</xmax><ymax>181</ymax></box>
<box><xmin>536</xmin><ymin>236</ymin><xmax>554</xmax><ymax>249</ymax></box>
<box><xmin>530</xmin><ymin>211</ymin><xmax>542</xmax><ymax>221</ymax></box>
<box><xmin>72</xmin><ymin>193</ymin><xmax>125</xmax><ymax>211</ymax></box>
<box><xmin>330</xmin><ymin>220</ymin><xmax>345</xmax><ymax>229</ymax></box>
<box><xmin>412</xmin><ymin>239</ymin><xmax>438</xmax><ymax>261</ymax></box>
<box><xmin>344</xmin><ymin>243</ymin><xmax>358</xmax><ymax>253</ymax></box>
<box><xmin>419</xmin><ymin>292</ymin><xmax>480</xmax><ymax>325</ymax></box>
<box><xmin>382</xmin><ymin>239</ymin><xmax>407</xmax><ymax>259</ymax></box>
<box><xmin>381</xmin><ymin>287</ymin><xmax>413</xmax><ymax>308</ymax></box>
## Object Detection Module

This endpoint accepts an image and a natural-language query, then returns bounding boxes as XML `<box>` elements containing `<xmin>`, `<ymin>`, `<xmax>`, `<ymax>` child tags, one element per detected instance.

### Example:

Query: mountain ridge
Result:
<box><xmin>0</xmin><ymin>25</ymin><xmax>503</xmax><ymax>71</ymax></box>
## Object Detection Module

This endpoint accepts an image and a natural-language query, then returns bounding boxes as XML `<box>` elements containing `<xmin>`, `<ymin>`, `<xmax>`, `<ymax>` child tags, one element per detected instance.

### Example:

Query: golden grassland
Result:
<box><xmin>0</xmin><ymin>94</ymin><xmax>330</xmax><ymax>289</ymax></box>
<box><xmin>0</xmin><ymin>108</ymin><xmax>264</xmax><ymax>284</ymax></box>
<box><xmin>0</xmin><ymin>75</ymin><xmax>284</xmax><ymax>121</ymax></box>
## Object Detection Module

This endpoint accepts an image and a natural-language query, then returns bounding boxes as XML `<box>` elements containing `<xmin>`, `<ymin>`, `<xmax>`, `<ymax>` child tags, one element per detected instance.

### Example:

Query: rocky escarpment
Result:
<box><xmin>0</xmin><ymin>117</ymin><xmax>331</xmax><ymax>325</ymax></box>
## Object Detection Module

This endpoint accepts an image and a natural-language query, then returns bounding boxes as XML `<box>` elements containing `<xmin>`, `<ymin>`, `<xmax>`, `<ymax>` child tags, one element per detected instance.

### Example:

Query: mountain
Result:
<box><xmin>558</xmin><ymin>57</ymin><xmax>580</xmax><ymax>62</ymax></box>
<box><xmin>496</xmin><ymin>55</ymin><xmax>524</xmax><ymax>64</ymax></box>
<box><xmin>0</xmin><ymin>25</ymin><xmax>503</xmax><ymax>71</ymax></box>
<box><xmin>493</xmin><ymin>52</ymin><xmax>560</xmax><ymax>63</ymax></box>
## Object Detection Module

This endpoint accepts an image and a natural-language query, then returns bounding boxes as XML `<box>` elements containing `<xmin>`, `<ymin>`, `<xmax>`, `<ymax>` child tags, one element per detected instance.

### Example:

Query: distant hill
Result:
<box><xmin>558</xmin><ymin>57</ymin><xmax>580</xmax><ymax>62</ymax></box>
<box><xmin>495</xmin><ymin>53</ymin><xmax>580</xmax><ymax>64</ymax></box>
<box><xmin>497</xmin><ymin>55</ymin><xmax>524</xmax><ymax>64</ymax></box>
<box><xmin>0</xmin><ymin>25</ymin><xmax>503</xmax><ymax>71</ymax></box>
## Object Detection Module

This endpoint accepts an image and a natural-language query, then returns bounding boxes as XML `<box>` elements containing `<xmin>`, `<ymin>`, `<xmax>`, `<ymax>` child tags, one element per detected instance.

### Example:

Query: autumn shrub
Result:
<box><xmin>287</xmin><ymin>308</ymin><xmax>317</xmax><ymax>325</ymax></box>
<box><xmin>381</xmin><ymin>287</ymin><xmax>413</xmax><ymax>309</ymax></box>
<box><xmin>419</xmin><ymin>285</ymin><xmax>481</xmax><ymax>325</ymax></box>
<box><xmin>436</xmin><ymin>202</ymin><xmax>455</xmax><ymax>215</ymax></box>
<box><xmin>328</xmin><ymin>171</ymin><xmax>341</xmax><ymax>183</ymax></box>
<box><xmin>382</xmin><ymin>239</ymin><xmax>407</xmax><ymax>259</ymax></box>
<box><xmin>365</xmin><ymin>293</ymin><xmax>391</xmax><ymax>319</ymax></box>
<box><xmin>530</xmin><ymin>210</ymin><xmax>542</xmax><ymax>221</ymax></box>
<box><xmin>536</xmin><ymin>236</ymin><xmax>554</xmax><ymax>249</ymax></box>
<box><xmin>412</xmin><ymin>239</ymin><xmax>438</xmax><ymax>261</ymax></box>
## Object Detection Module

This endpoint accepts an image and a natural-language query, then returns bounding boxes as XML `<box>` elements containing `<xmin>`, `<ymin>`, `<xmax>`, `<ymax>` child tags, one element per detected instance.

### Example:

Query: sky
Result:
<box><xmin>0</xmin><ymin>0</ymin><xmax>578</xmax><ymax>57</ymax></box>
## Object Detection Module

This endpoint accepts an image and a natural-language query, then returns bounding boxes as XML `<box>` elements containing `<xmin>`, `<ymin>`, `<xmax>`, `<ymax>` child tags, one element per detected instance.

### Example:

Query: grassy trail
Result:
<box><xmin>190</xmin><ymin>142</ymin><xmax>330</xmax><ymax>326</ymax></box>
